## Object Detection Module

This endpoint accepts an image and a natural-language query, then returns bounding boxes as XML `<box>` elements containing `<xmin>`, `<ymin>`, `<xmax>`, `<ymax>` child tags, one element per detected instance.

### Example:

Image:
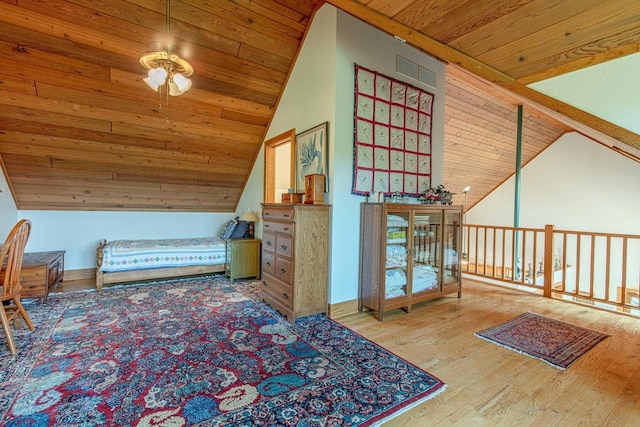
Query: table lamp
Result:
<box><xmin>239</xmin><ymin>210</ymin><xmax>259</xmax><ymax>239</ymax></box>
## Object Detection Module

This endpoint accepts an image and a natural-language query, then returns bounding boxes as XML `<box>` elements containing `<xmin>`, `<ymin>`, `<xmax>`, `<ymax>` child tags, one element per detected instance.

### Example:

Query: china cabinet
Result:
<box><xmin>359</xmin><ymin>203</ymin><xmax>462</xmax><ymax>321</ymax></box>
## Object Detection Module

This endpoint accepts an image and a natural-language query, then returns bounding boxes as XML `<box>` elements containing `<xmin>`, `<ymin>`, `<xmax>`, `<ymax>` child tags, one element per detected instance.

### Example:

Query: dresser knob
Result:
<box><xmin>266</xmin><ymin>241</ymin><xmax>272</xmax><ymax>246</ymax></box>
<box><xmin>283</xmin><ymin>293</ymin><xmax>289</xmax><ymax>299</ymax></box>
<box><xmin>280</xmin><ymin>245</ymin><xmax>287</xmax><ymax>250</ymax></box>
<box><xmin>283</xmin><ymin>227</ymin><xmax>290</xmax><ymax>231</ymax></box>
<box><xmin>280</xmin><ymin>268</ymin><xmax>286</xmax><ymax>274</ymax></box>
<box><xmin>263</xmin><ymin>281</ymin><xmax>267</xmax><ymax>286</ymax></box>
<box><xmin>265</xmin><ymin>224</ymin><xmax>270</xmax><ymax>228</ymax></box>
<box><xmin>266</xmin><ymin>261</ymin><xmax>271</xmax><ymax>267</ymax></box>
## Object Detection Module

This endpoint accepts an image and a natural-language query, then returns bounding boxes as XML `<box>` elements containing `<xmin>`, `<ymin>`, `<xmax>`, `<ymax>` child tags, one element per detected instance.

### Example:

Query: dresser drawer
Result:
<box><xmin>262</xmin><ymin>252</ymin><xmax>275</xmax><ymax>276</ymax></box>
<box><xmin>263</xmin><ymin>207</ymin><xmax>294</xmax><ymax>221</ymax></box>
<box><xmin>275</xmin><ymin>257</ymin><xmax>293</xmax><ymax>283</ymax></box>
<box><xmin>263</xmin><ymin>232</ymin><xmax>276</xmax><ymax>253</ymax></box>
<box><xmin>263</xmin><ymin>221</ymin><xmax>294</xmax><ymax>235</ymax></box>
<box><xmin>262</xmin><ymin>274</ymin><xmax>293</xmax><ymax>309</ymax></box>
<box><xmin>261</xmin><ymin>291</ymin><xmax>294</xmax><ymax>322</ymax></box>
<box><xmin>275</xmin><ymin>235</ymin><xmax>293</xmax><ymax>258</ymax></box>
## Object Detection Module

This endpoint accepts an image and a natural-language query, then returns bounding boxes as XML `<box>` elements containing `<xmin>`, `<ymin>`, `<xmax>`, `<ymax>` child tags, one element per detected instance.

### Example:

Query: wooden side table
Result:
<box><xmin>225</xmin><ymin>239</ymin><xmax>261</xmax><ymax>283</ymax></box>
<box><xmin>0</xmin><ymin>250</ymin><xmax>65</xmax><ymax>302</ymax></box>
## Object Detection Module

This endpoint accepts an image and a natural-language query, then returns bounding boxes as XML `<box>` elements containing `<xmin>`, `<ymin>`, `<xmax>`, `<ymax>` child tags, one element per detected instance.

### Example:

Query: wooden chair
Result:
<box><xmin>0</xmin><ymin>219</ymin><xmax>33</xmax><ymax>355</ymax></box>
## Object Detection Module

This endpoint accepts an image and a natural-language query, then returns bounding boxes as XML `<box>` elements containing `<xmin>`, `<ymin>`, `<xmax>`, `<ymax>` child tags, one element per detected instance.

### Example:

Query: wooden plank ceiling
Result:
<box><xmin>0</xmin><ymin>0</ymin><xmax>638</xmax><ymax>211</ymax></box>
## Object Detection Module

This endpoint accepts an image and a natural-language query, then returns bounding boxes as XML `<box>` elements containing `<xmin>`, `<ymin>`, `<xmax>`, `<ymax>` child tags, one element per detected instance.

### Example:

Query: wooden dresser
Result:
<box><xmin>260</xmin><ymin>203</ymin><xmax>330</xmax><ymax>322</ymax></box>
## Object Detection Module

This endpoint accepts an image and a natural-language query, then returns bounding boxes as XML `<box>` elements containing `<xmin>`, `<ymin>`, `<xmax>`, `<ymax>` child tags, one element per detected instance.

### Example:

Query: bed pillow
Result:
<box><xmin>219</xmin><ymin>219</ymin><xmax>238</xmax><ymax>239</ymax></box>
<box><xmin>229</xmin><ymin>221</ymin><xmax>249</xmax><ymax>239</ymax></box>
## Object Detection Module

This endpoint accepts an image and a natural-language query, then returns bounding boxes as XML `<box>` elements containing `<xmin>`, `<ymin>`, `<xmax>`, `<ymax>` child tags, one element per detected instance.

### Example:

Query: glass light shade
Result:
<box><xmin>168</xmin><ymin>80</ymin><xmax>183</xmax><ymax>96</ymax></box>
<box><xmin>173</xmin><ymin>73</ymin><xmax>192</xmax><ymax>92</ymax></box>
<box><xmin>143</xmin><ymin>67</ymin><xmax>168</xmax><ymax>91</ymax></box>
<box><xmin>143</xmin><ymin>77</ymin><xmax>160</xmax><ymax>91</ymax></box>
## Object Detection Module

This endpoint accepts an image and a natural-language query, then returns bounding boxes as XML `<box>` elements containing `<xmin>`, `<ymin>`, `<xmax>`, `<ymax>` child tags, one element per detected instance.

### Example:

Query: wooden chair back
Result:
<box><xmin>1</xmin><ymin>219</ymin><xmax>32</xmax><ymax>297</ymax></box>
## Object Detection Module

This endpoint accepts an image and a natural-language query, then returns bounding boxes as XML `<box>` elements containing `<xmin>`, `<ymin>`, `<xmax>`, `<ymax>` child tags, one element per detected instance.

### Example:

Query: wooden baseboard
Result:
<box><xmin>328</xmin><ymin>299</ymin><xmax>359</xmax><ymax>319</ymax></box>
<box><xmin>63</xmin><ymin>268</ymin><xmax>95</xmax><ymax>281</ymax></box>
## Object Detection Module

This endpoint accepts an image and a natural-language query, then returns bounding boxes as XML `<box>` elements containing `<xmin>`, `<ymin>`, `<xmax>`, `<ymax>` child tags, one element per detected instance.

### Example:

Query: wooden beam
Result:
<box><xmin>517</xmin><ymin>41</ymin><xmax>640</xmax><ymax>85</ymax></box>
<box><xmin>325</xmin><ymin>0</ymin><xmax>640</xmax><ymax>151</ymax></box>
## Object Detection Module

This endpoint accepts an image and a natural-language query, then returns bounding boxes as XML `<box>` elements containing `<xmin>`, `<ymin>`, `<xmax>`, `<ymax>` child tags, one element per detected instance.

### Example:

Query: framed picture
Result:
<box><xmin>296</xmin><ymin>122</ymin><xmax>328</xmax><ymax>192</ymax></box>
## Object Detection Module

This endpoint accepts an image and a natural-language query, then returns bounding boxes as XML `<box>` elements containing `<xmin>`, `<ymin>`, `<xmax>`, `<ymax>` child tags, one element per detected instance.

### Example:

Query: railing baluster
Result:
<box><xmin>533</xmin><ymin>230</ymin><xmax>538</xmax><ymax>286</ymax></box>
<box><xmin>492</xmin><ymin>228</ymin><xmax>497</xmax><ymax>278</ymax></box>
<box><xmin>605</xmin><ymin>236</ymin><xmax>611</xmax><ymax>302</ymax></box>
<box><xmin>519</xmin><ymin>230</ymin><xmax>527</xmax><ymax>283</ymax></box>
<box><xmin>576</xmin><ymin>233</ymin><xmax>581</xmax><ymax>297</ymax></box>
<box><xmin>502</xmin><ymin>229</ymin><xmax>506</xmax><ymax>279</ymax></box>
<box><xmin>590</xmin><ymin>235</ymin><xmax>596</xmax><ymax>300</ymax></box>
<box><xmin>562</xmin><ymin>232</ymin><xmax>568</xmax><ymax>292</ymax></box>
<box><xmin>621</xmin><ymin>237</ymin><xmax>628</xmax><ymax>305</ymax></box>
<box><xmin>474</xmin><ymin>226</ymin><xmax>479</xmax><ymax>274</ymax></box>
<box><xmin>512</xmin><ymin>227</ymin><xmax>516</xmax><ymax>280</ymax></box>
<box><xmin>483</xmin><ymin>227</ymin><xmax>488</xmax><ymax>276</ymax></box>
<box><xmin>543</xmin><ymin>225</ymin><xmax>554</xmax><ymax>298</ymax></box>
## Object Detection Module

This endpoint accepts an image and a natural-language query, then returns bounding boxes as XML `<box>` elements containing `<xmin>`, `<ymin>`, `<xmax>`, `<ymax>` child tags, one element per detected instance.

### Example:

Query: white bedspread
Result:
<box><xmin>99</xmin><ymin>237</ymin><xmax>227</xmax><ymax>272</ymax></box>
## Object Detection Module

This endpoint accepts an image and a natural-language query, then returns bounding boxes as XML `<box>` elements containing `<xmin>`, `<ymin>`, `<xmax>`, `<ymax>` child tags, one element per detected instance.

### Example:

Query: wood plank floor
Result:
<box><xmin>54</xmin><ymin>276</ymin><xmax>640</xmax><ymax>426</ymax></box>
<box><xmin>339</xmin><ymin>279</ymin><xmax>640</xmax><ymax>426</ymax></box>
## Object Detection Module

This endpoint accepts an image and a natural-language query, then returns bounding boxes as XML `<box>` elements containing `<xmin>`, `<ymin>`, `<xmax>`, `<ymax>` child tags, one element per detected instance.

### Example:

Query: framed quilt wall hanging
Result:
<box><xmin>352</xmin><ymin>64</ymin><xmax>434</xmax><ymax>197</ymax></box>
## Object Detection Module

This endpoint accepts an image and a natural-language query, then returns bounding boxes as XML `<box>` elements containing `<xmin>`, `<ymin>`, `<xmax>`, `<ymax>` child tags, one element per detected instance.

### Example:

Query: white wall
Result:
<box><xmin>330</xmin><ymin>9</ymin><xmax>446</xmax><ymax>303</ymax></box>
<box><xmin>529</xmin><ymin>52</ymin><xmax>640</xmax><ymax>135</ymax></box>
<box><xmin>0</xmin><ymin>169</ymin><xmax>18</xmax><ymax>239</ymax></box>
<box><xmin>275</xmin><ymin>144</ymin><xmax>291</xmax><ymax>202</ymax></box>
<box><xmin>232</xmin><ymin>5</ymin><xmax>447</xmax><ymax>304</ymax></box>
<box><xmin>20</xmin><ymin>211</ymin><xmax>235</xmax><ymax>270</ymax></box>
<box><xmin>467</xmin><ymin>132</ymin><xmax>640</xmax><ymax>234</ymax></box>
<box><xmin>238</xmin><ymin>5</ymin><xmax>338</xmax><ymax>282</ymax></box>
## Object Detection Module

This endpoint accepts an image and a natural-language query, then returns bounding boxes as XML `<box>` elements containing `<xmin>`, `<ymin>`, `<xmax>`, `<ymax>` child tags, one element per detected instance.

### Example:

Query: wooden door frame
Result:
<box><xmin>264</xmin><ymin>129</ymin><xmax>296</xmax><ymax>203</ymax></box>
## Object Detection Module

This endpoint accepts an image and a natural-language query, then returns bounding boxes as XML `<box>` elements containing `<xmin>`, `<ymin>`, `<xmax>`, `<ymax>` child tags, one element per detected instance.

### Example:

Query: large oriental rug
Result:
<box><xmin>0</xmin><ymin>276</ymin><xmax>445</xmax><ymax>426</ymax></box>
<box><xmin>475</xmin><ymin>312</ymin><xmax>609</xmax><ymax>370</ymax></box>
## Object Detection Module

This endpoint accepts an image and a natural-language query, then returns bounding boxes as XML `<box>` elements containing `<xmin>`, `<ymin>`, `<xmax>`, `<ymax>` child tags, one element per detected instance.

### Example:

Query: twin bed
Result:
<box><xmin>96</xmin><ymin>237</ymin><xmax>228</xmax><ymax>291</ymax></box>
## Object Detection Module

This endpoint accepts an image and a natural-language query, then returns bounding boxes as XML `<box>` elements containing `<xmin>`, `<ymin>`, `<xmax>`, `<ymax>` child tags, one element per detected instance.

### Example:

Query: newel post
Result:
<box><xmin>543</xmin><ymin>224</ymin><xmax>554</xmax><ymax>298</ymax></box>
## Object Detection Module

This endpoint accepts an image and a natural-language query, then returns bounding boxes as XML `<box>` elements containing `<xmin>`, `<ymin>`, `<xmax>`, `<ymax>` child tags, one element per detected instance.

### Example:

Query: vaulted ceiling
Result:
<box><xmin>1</xmin><ymin>0</ymin><xmax>638</xmax><ymax>211</ymax></box>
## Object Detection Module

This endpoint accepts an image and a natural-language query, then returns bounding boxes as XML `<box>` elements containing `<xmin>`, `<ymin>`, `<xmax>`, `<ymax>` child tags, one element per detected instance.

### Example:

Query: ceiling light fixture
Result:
<box><xmin>140</xmin><ymin>0</ymin><xmax>193</xmax><ymax>104</ymax></box>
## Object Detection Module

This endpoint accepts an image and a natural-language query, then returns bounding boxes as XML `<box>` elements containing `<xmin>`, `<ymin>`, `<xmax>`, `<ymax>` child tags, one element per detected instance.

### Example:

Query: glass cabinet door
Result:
<box><xmin>412</xmin><ymin>210</ymin><xmax>440</xmax><ymax>295</ymax></box>
<box><xmin>385</xmin><ymin>211</ymin><xmax>410</xmax><ymax>300</ymax></box>
<box><xmin>443</xmin><ymin>210</ymin><xmax>461</xmax><ymax>286</ymax></box>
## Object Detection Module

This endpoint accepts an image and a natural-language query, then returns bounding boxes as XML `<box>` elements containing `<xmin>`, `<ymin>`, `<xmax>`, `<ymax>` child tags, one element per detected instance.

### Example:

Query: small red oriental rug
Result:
<box><xmin>474</xmin><ymin>312</ymin><xmax>609</xmax><ymax>370</ymax></box>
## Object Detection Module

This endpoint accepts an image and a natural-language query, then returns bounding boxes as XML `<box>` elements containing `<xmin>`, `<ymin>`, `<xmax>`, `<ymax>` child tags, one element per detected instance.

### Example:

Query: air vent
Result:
<box><xmin>397</xmin><ymin>56</ymin><xmax>418</xmax><ymax>79</ymax></box>
<box><xmin>419</xmin><ymin>66</ymin><xmax>437</xmax><ymax>87</ymax></box>
<box><xmin>397</xmin><ymin>55</ymin><xmax>437</xmax><ymax>89</ymax></box>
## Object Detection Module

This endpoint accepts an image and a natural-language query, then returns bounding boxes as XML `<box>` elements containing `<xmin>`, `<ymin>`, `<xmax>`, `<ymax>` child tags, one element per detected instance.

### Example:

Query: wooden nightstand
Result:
<box><xmin>225</xmin><ymin>239</ymin><xmax>261</xmax><ymax>283</ymax></box>
<box><xmin>0</xmin><ymin>250</ymin><xmax>65</xmax><ymax>303</ymax></box>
